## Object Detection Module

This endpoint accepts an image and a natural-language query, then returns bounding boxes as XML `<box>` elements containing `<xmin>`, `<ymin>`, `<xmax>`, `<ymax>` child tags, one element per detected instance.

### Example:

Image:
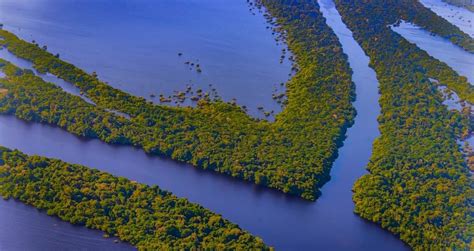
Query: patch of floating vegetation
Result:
<box><xmin>182</xmin><ymin>56</ymin><xmax>203</xmax><ymax>74</ymax></box>
<box><xmin>150</xmin><ymin>83</ymin><xmax>222</xmax><ymax>108</ymax></box>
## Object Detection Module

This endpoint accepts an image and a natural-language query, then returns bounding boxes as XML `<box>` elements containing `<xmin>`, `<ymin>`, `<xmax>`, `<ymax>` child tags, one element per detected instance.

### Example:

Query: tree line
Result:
<box><xmin>334</xmin><ymin>0</ymin><xmax>473</xmax><ymax>249</ymax></box>
<box><xmin>0</xmin><ymin>146</ymin><xmax>269</xmax><ymax>249</ymax></box>
<box><xmin>0</xmin><ymin>0</ymin><xmax>356</xmax><ymax>201</ymax></box>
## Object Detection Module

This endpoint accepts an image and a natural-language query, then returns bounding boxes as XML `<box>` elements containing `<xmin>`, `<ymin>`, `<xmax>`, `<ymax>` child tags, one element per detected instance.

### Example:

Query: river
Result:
<box><xmin>419</xmin><ymin>0</ymin><xmax>474</xmax><ymax>38</ymax></box>
<box><xmin>0</xmin><ymin>0</ymin><xmax>291</xmax><ymax>119</ymax></box>
<box><xmin>390</xmin><ymin>7</ymin><xmax>474</xmax><ymax>150</ymax></box>
<box><xmin>392</xmin><ymin>21</ymin><xmax>474</xmax><ymax>85</ymax></box>
<box><xmin>0</xmin><ymin>0</ymin><xmax>412</xmax><ymax>250</ymax></box>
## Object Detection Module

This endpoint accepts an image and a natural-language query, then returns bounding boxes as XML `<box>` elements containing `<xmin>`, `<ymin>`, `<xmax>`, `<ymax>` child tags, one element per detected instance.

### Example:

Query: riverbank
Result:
<box><xmin>335</xmin><ymin>0</ymin><xmax>473</xmax><ymax>249</ymax></box>
<box><xmin>0</xmin><ymin>0</ymin><xmax>292</xmax><ymax>118</ymax></box>
<box><xmin>443</xmin><ymin>0</ymin><xmax>474</xmax><ymax>11</ymax></box>
<box><xmin>0</xmin><ymin>147</ymin><xmax>269</xmax><ymax>249</ymax></box>
<box><xmin>0</xmin><ymin>0</ymin><xmax>408</xmax><ymax>249</ymax></box>
<box><xmin>0</xmin><ymin>0</ymin><xmax>357</xmax><ymax>201</ymax></box>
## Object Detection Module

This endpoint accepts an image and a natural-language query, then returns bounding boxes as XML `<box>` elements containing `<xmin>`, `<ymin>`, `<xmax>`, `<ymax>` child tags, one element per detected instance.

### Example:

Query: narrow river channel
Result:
<box><xmin>392</xmin><ymin>21</ymin><xmax>474</xmax><ymax>85</ymax></box>
<box><xmin>0</xmin><ymin>0</ymin><xmax>411</xmax><ymax>250</ymax></box>
<box><xmin>419</xmin><ymin>0</ymin><xmax>474</xmax><ymax>38</ymax></box>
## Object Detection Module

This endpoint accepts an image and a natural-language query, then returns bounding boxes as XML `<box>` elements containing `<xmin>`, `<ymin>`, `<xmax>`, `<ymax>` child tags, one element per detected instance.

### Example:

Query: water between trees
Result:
<box><xmin>419</xmin><ymin>0</ymin><xmax>474</xmax><ymax>38</ymax></box>
<box><xmin>0</xmin><ymin>0</ymin><xmax>292</xmax><ymax>119</ymax></box>
<box><xmin>2</xmin><ymin>0</ymin><xmax>470</xmax><ymax>249</ymax></box>
<box><xmin>392</xmin><ymin>21</ymin><xmax>474</xmax><ymax>85</ymax></box>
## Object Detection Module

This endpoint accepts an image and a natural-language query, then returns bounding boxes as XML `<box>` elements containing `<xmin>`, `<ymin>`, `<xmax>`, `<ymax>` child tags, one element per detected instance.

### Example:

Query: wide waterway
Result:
<box><xmin>0</xmin><ymin>0</ymin><xmax>412</xmax><ymax>250</ymax></box>
<box><xmin>0</xmin><ymin>0</ymin><xmax>292</xmax><ymax>118</ymax></box>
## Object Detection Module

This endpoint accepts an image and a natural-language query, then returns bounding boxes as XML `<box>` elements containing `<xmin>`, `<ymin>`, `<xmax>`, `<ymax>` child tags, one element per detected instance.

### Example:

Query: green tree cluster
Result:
<box><xmin>398</xmin><ymin>0</ymin><xmax>474</xmax><ymax>52</ymax></box>
<box><xmin>0</xmin><ymin>0</ymin><xmax>356</xmax><ymax>201</ymax></box>
<box><xmin>0</xmin><ymin>147</ymin><xmax>269</xmax><ymax>250</ymax></box>
<box><xmin>334</xmin><ymin>0</ymin><xmax>474</xmax><ymax>249</ymax></box>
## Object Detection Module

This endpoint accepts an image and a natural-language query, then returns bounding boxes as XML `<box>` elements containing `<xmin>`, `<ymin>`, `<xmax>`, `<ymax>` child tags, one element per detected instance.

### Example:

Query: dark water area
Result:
<box><xmin>0</xmin><ymin>199</ymin><xmax>134</xmax><ymax>250</ymax></box>
<box><xmin>0</xmin><ymin>0</ymin><xmax>410</xmax><ymax>250</ymax></box>
<box><xmin>0</xmin><ymin>0</ymin><xmax>291</xmax><ymax>118</ymax></box>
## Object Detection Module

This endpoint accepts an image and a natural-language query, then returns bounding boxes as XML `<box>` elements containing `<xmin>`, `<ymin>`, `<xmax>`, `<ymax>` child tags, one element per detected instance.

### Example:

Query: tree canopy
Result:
<box><xmin>334</xmin><ymin>0</ymin><xmax>474</xmax><ymax>249</ymax></box>
<box><xmin>0</xmin><ymin>147</ymin><xmax>270</xmax><ymax>250</ymax></box>
<box><xmin>0</xmin><ymin>0</ymin><xmax>356</xmax><ymax>201</ymax></box>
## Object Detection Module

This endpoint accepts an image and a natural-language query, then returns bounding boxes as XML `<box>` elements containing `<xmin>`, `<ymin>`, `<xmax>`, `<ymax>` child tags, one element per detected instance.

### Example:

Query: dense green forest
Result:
<box><xmin>0</xmin><ymin>146</ymin><xmax>269</xmax><ymax>249</ymax></box>
<box><xmin>334</xmin><ymin>0</ymin><xmax>474</xmax><ymax>249</ymax></box>
<box><xmin>0</xmin><ymin>0</ymin><xmax>356</xmax><ymax>201</ymax></box>
<box><xmin>1</xmin><ymin>0</ymin><xmax>472</xmax><ymax>248</ymax></box>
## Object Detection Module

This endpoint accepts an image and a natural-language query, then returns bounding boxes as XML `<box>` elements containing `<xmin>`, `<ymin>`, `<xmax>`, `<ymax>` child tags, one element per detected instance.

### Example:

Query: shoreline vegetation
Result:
<box><xmin>0</xmin><ymin>147</ymin><xmax>270</xmax><ymax>250</ymax></box>
<box><xmin>334</xmin><ymin>0</ymin><xmax>474</xmax><ymax>249</ymax></box>
<box><xmin>442</xmin><ymin>0</ymin><xmax>474</xmax><ymax>11</ymax></box>
<box><xmin>0</xmin><ymin>0</ymin><xmax>355</xmax><ymax>201</ymax></box>
<box><xmin>391</xmin><ymin>0</ymin><xmax>474</xmax><ymax>52</ymax></box>
<box><xmin>0</xmin><ymin>0</ymin><xmax>472</xmax><ymax>249</ymax></box>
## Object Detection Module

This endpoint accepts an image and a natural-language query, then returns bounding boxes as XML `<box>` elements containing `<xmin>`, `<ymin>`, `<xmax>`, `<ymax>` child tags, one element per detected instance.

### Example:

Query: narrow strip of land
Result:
<box><xmin>0</xmin><ymin>146</ymin><xmax>269</xmax><ymax>249</ymax></box>
<box><xmin>0</xmin><ymin>0</ymin><xmax>357</xmax><ymax>200</ymax></box>
<box><xmin>334</xmin><ymin>0</ymin><xmax>473</xmax><ymax>249</ymax></box>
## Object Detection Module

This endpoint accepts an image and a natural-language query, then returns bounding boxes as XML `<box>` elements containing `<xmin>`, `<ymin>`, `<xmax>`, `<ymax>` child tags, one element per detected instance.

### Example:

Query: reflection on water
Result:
<box><xmin>392</xmin><ymin>21</ymin><xmax>474</xmax><ymax>85</ymax></box>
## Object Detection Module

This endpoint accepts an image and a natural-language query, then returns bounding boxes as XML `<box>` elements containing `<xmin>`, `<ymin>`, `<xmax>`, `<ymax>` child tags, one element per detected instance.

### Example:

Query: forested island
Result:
<box><xmin>334</xmin><ymin>0</ymin><xmax>473</xmax><ymax>249</ymax></box>
<box><xmin>0</xmin><ymin>0</ymin><xmax>472</xmax><ymax>249</ymax></box>
<box><xmin>0</xmin><ymin>0</ymin><xmax>356</xmax><ymax>201</ymax></box>
<box><xmin>0</xmin><ymin>146</ymin><xmax>269</xmax><ymax>249</ymax></box>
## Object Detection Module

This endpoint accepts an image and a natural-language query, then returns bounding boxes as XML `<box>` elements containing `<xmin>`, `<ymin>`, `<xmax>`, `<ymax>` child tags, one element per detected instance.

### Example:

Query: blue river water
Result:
<box><xmin>0</xmin><ymin>0</ymin><xmax>411</xmax><ymax>249</ymax></box>
<box><xmin>420</xmin><ymin>0</ymin><xmax>474</xmax><ymax>38</ymax></box>
<box><xmin>0</xmin><ymin>0</ymin><xmax>291</xmax><ymax>119</ymax></box>
<box><xmin>3</xmin><ymin>0</ymin><xmax>469</xmax><ymax>249</ymax></box>
<box><xmin>392</xmin><ymin>21</ymin><xmax>474</xmax><ymax>85</ymax></box>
